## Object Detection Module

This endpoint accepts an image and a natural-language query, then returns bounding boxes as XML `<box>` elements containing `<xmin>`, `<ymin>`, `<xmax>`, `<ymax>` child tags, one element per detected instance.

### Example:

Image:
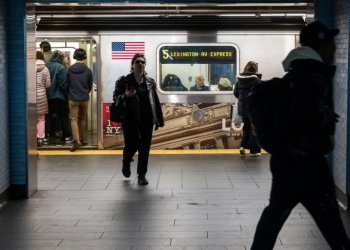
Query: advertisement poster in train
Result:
<box><xmin>101</xmin><ymin>38</ymin><xmax>242</xmax><ymax>149</ymax></box>
<box><xmin>103</xmin><ymin>103</ymin><xmax>122</xmax><ymax>135</ymax></box>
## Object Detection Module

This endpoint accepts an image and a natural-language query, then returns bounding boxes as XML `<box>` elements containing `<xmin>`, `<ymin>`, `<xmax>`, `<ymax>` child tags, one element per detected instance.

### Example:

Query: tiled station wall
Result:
<box><xmin>333</xmin><ymin>0</ymin><xmax>350</xmax><ymax>198</ymax></box>
<box><xmin>0</xmin><ymin>1</ymin><xmax>10</xmax><ymax>196</ymax></box>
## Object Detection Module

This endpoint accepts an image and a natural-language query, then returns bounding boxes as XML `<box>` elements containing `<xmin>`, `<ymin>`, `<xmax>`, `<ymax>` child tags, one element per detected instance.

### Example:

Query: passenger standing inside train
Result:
<box><xmin>234</xmin><ymin>61</ymin><xmax>261</xmax><ymax>157</ymax></box>
<box><xmin>251</xmin><ymin>21</ymin><xmax>350</xmax><ymax>250</ymax></box>
<box><xmin>113</xmin><ymin>53</ymin><xmax>164</xmax><ymax>185</ymax></box>
<box><xmin>66</xmin><ymin>48</ymin><xmax>93</xmax><ymax>152</ymax></box>
<box><xmin>190</xmin><ymin>75</ymin><xmax>209</xmax><ymax>91</ymax></box>
<box><xmin>39</xmin><ymin>41</ymin><xmax>52</xmax><ymax>63</ymax></box>
<box><xmin>45</xmin><ymin>50</ymin><xmax>71</xmax><ymax>145</ymax></box>
<box><xmin>36</xmin><ymin>51</ymin><xmax>51</xmax><ymax>147</ymax></box>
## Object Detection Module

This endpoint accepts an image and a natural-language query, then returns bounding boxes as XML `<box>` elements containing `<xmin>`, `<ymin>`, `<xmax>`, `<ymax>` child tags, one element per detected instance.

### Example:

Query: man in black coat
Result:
<box><xmin>251</xmin><ymin>21</ymin><xmax>350</xmax><ymax>250</ymax></box>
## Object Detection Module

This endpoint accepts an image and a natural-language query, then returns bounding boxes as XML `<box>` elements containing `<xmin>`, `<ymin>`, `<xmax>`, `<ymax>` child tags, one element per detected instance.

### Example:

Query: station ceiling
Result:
<box><xmin>31</xmin><ymin>3</ymin><xmax>314</xmax><ymax>31</ymax></box>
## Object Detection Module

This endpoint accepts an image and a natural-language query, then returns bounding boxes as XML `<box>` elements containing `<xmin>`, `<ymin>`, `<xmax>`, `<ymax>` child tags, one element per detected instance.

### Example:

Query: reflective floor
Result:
<box><xmin>0</xmin><ymin>152</ymin><xmax>349</xmax><ymax>249</ymax></box>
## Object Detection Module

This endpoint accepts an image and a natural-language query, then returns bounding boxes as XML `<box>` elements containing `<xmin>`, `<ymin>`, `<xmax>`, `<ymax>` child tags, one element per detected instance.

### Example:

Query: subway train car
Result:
<box><xmin>34</xmin><ymin>4</ymin><xmax>307</xmax><ymax>150</ymax></box>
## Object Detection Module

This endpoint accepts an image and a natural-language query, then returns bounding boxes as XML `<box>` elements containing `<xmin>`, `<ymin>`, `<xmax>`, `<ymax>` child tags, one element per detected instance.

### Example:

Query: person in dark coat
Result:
<box><xmin>234</xmin><ymin>61</ymin><xmax>261</xmax><ymax>156</ymax></box>
<box><xmin>113</xmin><ymin>53</ymin><xmax>164</xmax><ymax>185</ymax></box>
<box><xmin>250</xmin><ymin>21</ymin><xmax>350</xmax><ymax>250</ymax></box>
<box><xmin>45</xmin><ymin>50</ymin><xmax>71</xmax><ymax>144</ymax></box>
<box><xmin>65</xmin><ymin>48</ymin><xmax>93</xmax><ymax>151</ymax></box>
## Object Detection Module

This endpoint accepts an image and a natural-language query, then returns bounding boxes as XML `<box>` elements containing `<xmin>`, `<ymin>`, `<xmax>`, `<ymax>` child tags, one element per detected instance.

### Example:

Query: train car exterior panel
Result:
<box><xmin>97</xmin><ymin>30</ymin><xmax>297</xmax><ymax>149</ymax></box>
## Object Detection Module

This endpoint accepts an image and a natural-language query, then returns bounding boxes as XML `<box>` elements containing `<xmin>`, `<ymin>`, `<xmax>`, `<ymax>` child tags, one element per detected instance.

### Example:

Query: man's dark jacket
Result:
<box><xmin>282</xmin><ymin>46</ymin><xmax>338</xmax><ymax>155</ymax></box>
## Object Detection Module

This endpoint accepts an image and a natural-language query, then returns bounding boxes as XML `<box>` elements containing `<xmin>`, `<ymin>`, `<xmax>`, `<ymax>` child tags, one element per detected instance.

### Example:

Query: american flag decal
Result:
<box><xmin>112</xmin><ymin>42</ymin><xmax>145</xmax><ymax>60</ymax></box>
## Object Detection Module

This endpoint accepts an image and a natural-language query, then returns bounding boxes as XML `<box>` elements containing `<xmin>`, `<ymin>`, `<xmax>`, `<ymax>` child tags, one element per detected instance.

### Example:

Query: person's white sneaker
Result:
<box><xmin>250</xmin><ymin>153</ymin><xmax>262</xmax><ymax>157</ymax></box>
<box><xmin>239</xmin><ymin>147</ymin><xmax>246</xmax><ymax>156</ymax></box>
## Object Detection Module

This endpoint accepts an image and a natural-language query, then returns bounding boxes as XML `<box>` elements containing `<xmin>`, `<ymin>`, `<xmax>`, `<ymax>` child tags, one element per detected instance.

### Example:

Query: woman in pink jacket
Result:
<box><xmin>36</xmin><ymin>51</ymin><xmax>51</xmax><ymax>147</ymax></box>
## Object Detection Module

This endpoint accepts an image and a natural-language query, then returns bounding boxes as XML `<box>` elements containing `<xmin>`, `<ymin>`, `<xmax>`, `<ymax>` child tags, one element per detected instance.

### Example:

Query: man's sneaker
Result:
<box><xmin>65</xmin><ymin>137</ymin><xmax>73</xmax><ymax>144</ymax></box>
<box><xmin>122</xmin><ymin>160</ymin><xmax>131</xmax><ymax>178</ymax></box>
<box><xmin>137</xmin><ymin>175</ymin><xmax>149</xmax><ymax>185</ymax></box>
<box><xmin>70</xmin><ymin>141</ymin><xmax>82</xmax><ymax>152</ymax></box>
<box><xmin>37</xmin><ymin>139</ymin><xmax>43</xmax><ymax>147</ymax></box>
<box><xmin>239</xmin><ymin>147</ymin><xmax>246</xmax><ymax>156</ymax></box>
<box><xmin>250</xmin><ymin>153</ymin><xmax>262</xmax><ymax>157</ymax></box>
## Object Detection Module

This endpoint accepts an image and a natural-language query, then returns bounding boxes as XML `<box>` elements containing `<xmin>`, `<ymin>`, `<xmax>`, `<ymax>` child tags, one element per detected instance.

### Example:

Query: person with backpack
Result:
<box><xmin>234</xmin><ymin>61</ymin><xmax>262</xmax><ymax>157</ymax></box>
<box><xmin>250</xmin><ymin>21</ymin><xmax>350</xmax><ymax>250</ymax></box>
<box><xmin>65</xmin><ymin>48</ymin><xmax>93</xmax><ymax>152</ymax></box>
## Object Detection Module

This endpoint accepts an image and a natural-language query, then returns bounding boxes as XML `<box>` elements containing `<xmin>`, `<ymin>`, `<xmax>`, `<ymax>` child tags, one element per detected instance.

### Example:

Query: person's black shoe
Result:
<box><xmin>122</xmin><ymin>160</ymin><xmax>131</xmax><ymax>178</ymax></box>
<box><xmin>70</xmin><ymin>141</ymin><xmax>82</xmax><ymax>152</ymax></box>
<box><xmin>137</xmin><ymin>175</ymin><xmax>149</xmax><ymax>185</ymax></box>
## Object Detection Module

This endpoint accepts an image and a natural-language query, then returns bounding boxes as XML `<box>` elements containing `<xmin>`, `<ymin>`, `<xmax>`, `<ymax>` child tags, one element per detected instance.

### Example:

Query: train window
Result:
<box><xmin>157</xmin><ymin>44</ymin><xmax>238</xmax><ymax>93</ymax></box>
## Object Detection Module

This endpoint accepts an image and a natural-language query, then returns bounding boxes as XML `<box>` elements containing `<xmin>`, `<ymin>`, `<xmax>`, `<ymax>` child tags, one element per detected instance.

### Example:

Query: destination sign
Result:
<box><xmin>159</xmin><ymin>45</ymin><xmax>237</xmax><ymax>64</ymax></box>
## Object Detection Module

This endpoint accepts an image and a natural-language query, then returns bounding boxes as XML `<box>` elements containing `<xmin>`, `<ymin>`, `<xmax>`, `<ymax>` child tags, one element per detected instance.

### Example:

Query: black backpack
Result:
<box><xmin>248</xmin><ymin>74</ymin><xmax>291</xmax><ymax>154</ymax></box>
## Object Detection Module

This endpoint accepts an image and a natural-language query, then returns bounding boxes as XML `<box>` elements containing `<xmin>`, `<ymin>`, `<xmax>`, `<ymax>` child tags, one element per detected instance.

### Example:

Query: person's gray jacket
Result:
<box><xmin>65</xmin><ymin>63</ymin><xmax>93</xmax><ymax>101</ymax></box>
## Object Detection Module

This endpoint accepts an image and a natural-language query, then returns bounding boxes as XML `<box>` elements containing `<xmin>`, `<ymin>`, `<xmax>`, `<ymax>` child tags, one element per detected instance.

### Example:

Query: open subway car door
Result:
<box><xmin>35</xmin><ymin>38</ymin><xmax>98</xmax><ymax>149</ymax></box>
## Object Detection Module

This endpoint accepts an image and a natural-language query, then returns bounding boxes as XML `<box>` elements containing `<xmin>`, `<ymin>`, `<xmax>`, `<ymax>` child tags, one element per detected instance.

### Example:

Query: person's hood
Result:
<box><xmin>236</xmin><ymin>73</ymin><xmax>259</xmax><ymax>89</ymax></box>
<box><xmin>69</xmin><ymin>63</ymin><xmax>89</xmax><ymax>74</ymax></box>
<box><xmin>282</xmin><ymin>46</ymin><xmax>323</xmax><ymax>72</ymax></box>
<box><xmin>36</xmin><ymin>59</ymin><xmax>45</xmax><ymax>72</ymax></box>
<box><xmin>48</xmin><ymin>56</ymin><xmax>64</xmax><ymax>65</ymax></box>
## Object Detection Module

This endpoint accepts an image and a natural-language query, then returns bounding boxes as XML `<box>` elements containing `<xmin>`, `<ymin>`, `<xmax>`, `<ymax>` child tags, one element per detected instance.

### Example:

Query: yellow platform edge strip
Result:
<box><xmin>38</xmin><ymin>149</ymin><xmax>266</xmax><ymax>156</ymax></box>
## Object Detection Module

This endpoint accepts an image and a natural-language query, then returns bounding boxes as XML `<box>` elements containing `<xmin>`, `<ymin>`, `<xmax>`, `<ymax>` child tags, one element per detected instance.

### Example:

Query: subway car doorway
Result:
<box><xmin>35</xmin><ymin>38</ymin><xmax>98</xmax><ymax>150</ymax></box>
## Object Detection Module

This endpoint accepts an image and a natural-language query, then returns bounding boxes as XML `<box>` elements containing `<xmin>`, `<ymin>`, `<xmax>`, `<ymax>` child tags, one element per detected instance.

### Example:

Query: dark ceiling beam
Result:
<box><xmin>33</xmin><ymin>3</ymin><xmax>313</xmax><ymax>32</ymax></box>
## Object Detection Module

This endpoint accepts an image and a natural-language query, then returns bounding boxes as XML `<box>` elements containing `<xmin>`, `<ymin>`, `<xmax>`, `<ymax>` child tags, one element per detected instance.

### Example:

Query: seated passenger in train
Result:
<box><xmin>218</xmin><ymin>77</ymin><xmax>232</xmax><ymax>91</ymax></box>
<box><xmin>161</xmin><ymin>74</ymin><xmax>188</xmax><ymax>91</ymax></box>
<box><xmin>190</xmin><ymin>75</ymin><xmax>209</xmax><ymax>91</ymax></box>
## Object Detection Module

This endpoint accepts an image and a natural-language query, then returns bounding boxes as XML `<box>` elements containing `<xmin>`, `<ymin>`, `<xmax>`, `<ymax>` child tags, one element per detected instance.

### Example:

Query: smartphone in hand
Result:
<box><xmin>125</xmin><ymin>75</ymin><xmax>136</xmax><ymax>91</ymax></box>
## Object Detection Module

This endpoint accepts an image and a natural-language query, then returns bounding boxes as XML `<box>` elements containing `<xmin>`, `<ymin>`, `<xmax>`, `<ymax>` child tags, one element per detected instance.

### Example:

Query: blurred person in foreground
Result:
<box><xmin>251</xmin><ymin>21</ymin><xmax>350</xmax><ymax>250</ymax></box>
